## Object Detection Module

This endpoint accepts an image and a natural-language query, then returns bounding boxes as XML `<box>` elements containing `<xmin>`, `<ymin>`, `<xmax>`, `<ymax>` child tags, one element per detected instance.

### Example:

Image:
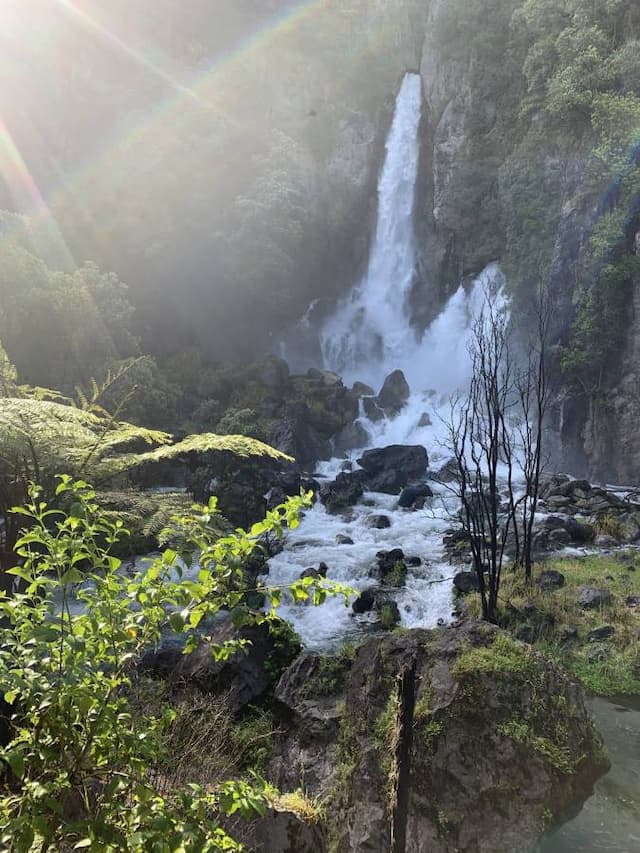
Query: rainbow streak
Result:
<box><xmin>0</xmin><ymin>118</ymin><xmax>75</xmax><ymax>268</ymax></box>
<box><xmin>54</xmin><ymin>0</ymin><xmax>203</xmax><ymax>103</ymax></box>
<box><xmin>47</xmin><ymin>0</ymin><xmax>393</xmax><ymax>204</ymax></box>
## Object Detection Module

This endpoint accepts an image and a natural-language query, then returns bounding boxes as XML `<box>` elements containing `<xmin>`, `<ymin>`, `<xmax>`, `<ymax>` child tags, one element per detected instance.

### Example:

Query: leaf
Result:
<box><xmin>7</xmin><ymin>750</ymin><xmax>25</xmax><ymax>780</ymax></box>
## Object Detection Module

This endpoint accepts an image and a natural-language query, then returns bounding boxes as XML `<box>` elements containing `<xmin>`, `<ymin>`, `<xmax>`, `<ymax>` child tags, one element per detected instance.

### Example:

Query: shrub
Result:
<box><xmin>0</xmin><ymin>477</ymin><xmax>350</xmax><ymax>851</ymax></box>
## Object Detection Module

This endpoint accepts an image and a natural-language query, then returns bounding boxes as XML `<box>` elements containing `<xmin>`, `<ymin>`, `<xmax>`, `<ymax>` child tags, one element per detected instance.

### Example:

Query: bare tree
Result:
<box><xmin>512</xmin><ymin>288</ymin><xmax>551</xmax><ymax>579</ymax></box>
<box><xmin>447</xmin><ymin>287</ymin><xmax>550</xmax><ymax>620</ymax></box>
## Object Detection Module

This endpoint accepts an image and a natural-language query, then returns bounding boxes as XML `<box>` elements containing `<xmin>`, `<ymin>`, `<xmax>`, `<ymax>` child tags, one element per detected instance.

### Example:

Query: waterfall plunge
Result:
<box><xmin>267</xmin><ymin>75</ymin><xmax>506</xmax><ymax>649</ymax></box>
<box><xmin>320</xmin><ymin>72</ymin><xmax>423</xmax><ymax>388</ymax></box>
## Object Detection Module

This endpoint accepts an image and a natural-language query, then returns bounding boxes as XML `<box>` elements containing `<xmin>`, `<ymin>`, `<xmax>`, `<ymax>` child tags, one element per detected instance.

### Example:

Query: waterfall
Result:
<box><xmin>320</xmin><ymin>72</ymin><xmax>423</xmax><ymax>388</ymax></box>
<box><xmin>267</xmin><ymin>75</ymin><xmax>507</xmax><ymax>649</ymax></box>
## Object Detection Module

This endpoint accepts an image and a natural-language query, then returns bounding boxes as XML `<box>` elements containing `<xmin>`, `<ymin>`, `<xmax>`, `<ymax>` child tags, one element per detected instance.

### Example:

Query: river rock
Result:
<box><xmin>270</xmin><ymin>622</ymin><xmax>609</xmax><ymax>853</ymax></box>
<box><xmin>376</xmin><ymin>369</ymin><xmax>410</xmax><ymax>414</ymax></box>
<box><xmin>362</xmin><ymin>396</ymin><xmax>385</xmax><ymax>422</ymax></box>
<box><xmin>453</xmin><ymin>571</ymin><xmax>481</xmax><ymax>594</ymax></box>
<box><xmin>578</xmin><ymin>586</ymin><xmax>613</xmax><ymax>609</ymax></box>
<box><xmin>319</xmin><ymin>472</ymin><xmax>364</xmax><ymax>514</ymax></box>
<box><xmin>352</xmin><ymin>588</ymin><xmax>377</xmax><ymax>614</ymax></box>
<box><xmin>357</xmin><ymin>444</ymin><xmax>429</xmax><ymax>494</ymax></box>
<box><xmin>333</xmin><ymin>421</ymin><xmax>370</xmax><ymax>454</ymax></box>
<box><xmin>365</xmin><ymin>514</ymin><xmax>392</xmax><ymax>529</ymax></box>
<box><xmin>352</xmin><ymin>382</ymin><xmax>376</xmax><ymax>397</ymax></box>
<box><xmin>398</xmin><ymin>483</ymin><xmax>434</xmax><ymax>509</ymax></box>
<box><xmin>375</xmin><ymin>549</ymin><xmax>407</xmax><ymax>586</ymax></box>
<box><xmin>336</xmin><ymin>533</ymin><xmax>354</xmax><ymax>545</ymax></box>
<box><xmin>431</xmin><ymin>457</ymin><xmax>459</xmax><ymax>483</ymax></box>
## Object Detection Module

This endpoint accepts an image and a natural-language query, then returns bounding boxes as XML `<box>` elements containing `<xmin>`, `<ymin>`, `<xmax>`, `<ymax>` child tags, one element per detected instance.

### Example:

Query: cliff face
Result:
<box><xmin>406</xmin><ymin>0</ymin><xmax>640</xmax><ymax>483</ymax></box>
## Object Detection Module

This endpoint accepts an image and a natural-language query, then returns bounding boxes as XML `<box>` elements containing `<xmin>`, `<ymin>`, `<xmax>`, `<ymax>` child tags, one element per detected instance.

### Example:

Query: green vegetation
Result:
<box><xmin>0</xmin><ymin>478</ymin><xmax>348</xmax><ymax>850</ymax></box>
<box><xmin>466</xmin><ymin>554</ymin><xmax>640</xmax><ymax>694</ymax></box>
<box><xmin>299</xmin><ymin>649</ymin><xmax>355</xmax><ymax>700</ymax></box>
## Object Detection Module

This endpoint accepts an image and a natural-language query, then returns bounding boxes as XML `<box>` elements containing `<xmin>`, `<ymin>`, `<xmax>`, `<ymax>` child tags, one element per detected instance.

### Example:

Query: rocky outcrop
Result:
<box><xmin>356</xmin><ymin>444</ymin><xmax>429</xmax><ymax>494</ymax></box>
<box><xmin>376</xmin><ymin>369</ymin><xmax>411</xmax><ymax>415</ymax></box>
<box><xmin>270</xmin><ymin>623</ymin><xmax>608</xmax><ymax>853</ymax></box>
<box><xmin>139</xmin><ymin>616</ymin><xmax>300</xmax><ymax>712</ymax></box>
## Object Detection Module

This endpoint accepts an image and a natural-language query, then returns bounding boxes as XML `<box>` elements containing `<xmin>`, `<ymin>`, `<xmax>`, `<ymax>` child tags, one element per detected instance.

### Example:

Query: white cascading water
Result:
<box><xmin>268</xmin><ymin>73</ymin><xmax>506</xmax><ymax>649</ymax></box>
<box><xmin>320</xmin><ymin>72</ymin><xmax>423</xmax><ymax>388</ymax></box>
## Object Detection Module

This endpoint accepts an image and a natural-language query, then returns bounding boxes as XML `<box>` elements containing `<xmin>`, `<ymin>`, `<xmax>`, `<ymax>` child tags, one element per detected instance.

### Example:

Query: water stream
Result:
<box><xmin>538</xmin><ymin>696</ymin><xmax>640</xmax><ymax>852</ymax></box>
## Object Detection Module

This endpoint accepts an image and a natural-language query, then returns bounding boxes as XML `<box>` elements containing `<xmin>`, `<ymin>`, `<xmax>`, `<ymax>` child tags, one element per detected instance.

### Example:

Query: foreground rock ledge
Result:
<box><xmin>271</xmin><ymin>622</ymin><xmax>609</xmax><ymax>853</ymax></box>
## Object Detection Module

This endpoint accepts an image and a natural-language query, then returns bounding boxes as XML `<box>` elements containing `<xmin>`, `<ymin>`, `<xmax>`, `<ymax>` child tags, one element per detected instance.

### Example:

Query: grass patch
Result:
<box><xmin>466</xmin><ymin>553</ymin><xmax>640</xmax><ymax>695</ymax></box>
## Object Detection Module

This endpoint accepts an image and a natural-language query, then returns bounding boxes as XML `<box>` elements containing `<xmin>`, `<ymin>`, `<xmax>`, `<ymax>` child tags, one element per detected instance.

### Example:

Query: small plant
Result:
<box><xmin>0</xmin><ymin>478</ymin><xmax>351</xmax><ymax>851</ymax></box>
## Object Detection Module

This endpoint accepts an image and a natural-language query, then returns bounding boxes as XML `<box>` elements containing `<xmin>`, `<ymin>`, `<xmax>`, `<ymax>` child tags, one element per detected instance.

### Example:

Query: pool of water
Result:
<box><xmin>538</xmin><ymin>696</ymin><xmax>640</xmax><ymax>853</ymax></box>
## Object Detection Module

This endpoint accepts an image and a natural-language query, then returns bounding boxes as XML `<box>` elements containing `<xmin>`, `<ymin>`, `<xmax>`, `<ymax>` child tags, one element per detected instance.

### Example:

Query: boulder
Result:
<box><xmin>431</xmin><ymin>457</ymin><xmax>460</xmax><ymax>483</ymax></box>
<box><xmin>537</xmin><ymin>570</ymin><xmax>566</xmax><ymax>591</ymax></box>
<box><xmin>352</xmin><ymin>588</ymin><xmax>377</xmax><ymax>614</ymax></box>
<box><xmin>375</xmin><ymin>549</ymin><xmax>407</xmax><ymax>586</ymax></box>
<box><xmin>364</xmin><ymin>514</ymin><xmax>391</xmax><ymax>529</ymax></box>
<box><xmin>376</xmin><ymin>369</ymin><xmax>410</xmax><ymax>414</ymax></box>
<box><xmin>578</xmin><ymin>586</ymin><xmax>613</xmax><ymax>609</ymax></box>
<box><xmin>587</xmin><ymin>625</ymin><xmax>616</xmax><ymax>642</ymax></box>
<box><xmin>270</xmin><ymin>623</ymin><xmax>609</xmax><ymax>853</ymax></box>
<box><xmin>333</xmin><ymin>420</ymin><xmax>370</xmax><ymax>454</ymax></box>
<box><xmin>139</xmin><ymin>616</ymin><xmax>300</xmax><ymax>711</ymax></box>
<box><xmin>352</xmin><ymin>382</ymin><xmax>376</xmax><ymax>397</ymax></box>
<box><xmin>453</xmin><ymin>571</ymin><xmax>481</xmax><ymax>594</ymax></box>
<box><xmin>362</xmin><ymin>396</ymin><xmax>386</xmax><ymax>422</ymax></box>
<box><xmin>398</xmin><ymin>483</ymin><xmax>434</xmax><ymax>509</ymax></box>
<box><xmin>319</xmin><ymin>472</ymin><xmax>364</xmax><ymax>514</ymax></box>
<box><xmin>357</xmin><ymin>444</ymin><xmax>429</xmax><ymax>494</ymax></box>
<box><xmin>336</xmin><ymin>533</ymin><xmax>354</xmax><ymax>545</ymax></box>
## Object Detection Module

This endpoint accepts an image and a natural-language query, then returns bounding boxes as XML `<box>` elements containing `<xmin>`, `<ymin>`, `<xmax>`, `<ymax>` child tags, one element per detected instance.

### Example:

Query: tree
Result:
<box><xmin>0</xmin><ymin>478</ymin><xmax>350</xmax><ymax>851</ymax></box>
<box><xmin>448</xmin><ymin>288</ymin><xmax>549</xmax><ymax>620</ymax></box>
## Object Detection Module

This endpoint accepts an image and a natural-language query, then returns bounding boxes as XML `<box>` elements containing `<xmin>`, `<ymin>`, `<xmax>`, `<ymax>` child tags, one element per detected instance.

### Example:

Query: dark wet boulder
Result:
<box><xmin>300</xmin><ymin>562</ymin><xmax>328</xmax><ymax>581</ymax></box>
<box><xmin>357</xmin><ymin>444</ymin><xmax>428</xmax><ymax>494</ymax></box>
<box><xmin>376</xmin><ymin>369</ymin><xmax>410</xmax><ymax>414</ymax></box>
<box><xmin>364</xmin><ymin>514</ymin><xmax>391</xmax><ymax>529</ymax></box>
<box><xmin>336</xmin><ymin>533</ymin><xmax>354</xmax><ymax>545</ymax></box>
<box><xmin>453</xmin><ymin>571</ymin><xmax>481</xmax><ymax>594</ymax></box>
<box><xmin>352</xmin><ymin>588</ymin><xmax>377</xmax><ymax>614</ymax></box>
<box><xmin>431</xmin><ymin>457</ymin><xmax>459</xmax><ymax>483</ymax></box>
<box><xmin>319</xmin><ymin>472</ymin><xmax>364</xmax><ymax>514</ymax></box>
<box><xmin>333</xmin><ymin>421</ymin><xmax>370</xmax><ymax>454</ymax></box>
<box><xmin>375</xmin><ymin>549</ymin><xmax>407</xmax><ymax>586</ymax></box>
<box><xmin>398</xmin><ymin>483</ymin><xmax>433</xmax><ymax>508</ymax></box>
<box><xmin>270</xmin><ymin>623</ymin><xmax>609</xmax><ymax>853</ymax></box>
<box><xmin>362</xmin><ymin>396</ymin><xmax>386</xmax><ymax>422</ymax></box>
<box><xmin>352</xmin><ymin>382</ymin><xmax>376</xmax><ymax>397</ymax></box>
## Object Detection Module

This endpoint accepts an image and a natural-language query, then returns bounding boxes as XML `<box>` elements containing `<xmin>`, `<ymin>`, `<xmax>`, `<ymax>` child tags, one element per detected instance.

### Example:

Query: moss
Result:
<box><xmin>266</xmin><ymin>788</ymin><xmax>323</xmax><ymax>824</ymax></box>
<box><xmin>452</xmin><ymin>633</ymin><xmax>534</xmax><ymax>680</ymax></box>
<box><xmin>498</xmin><ymin>718</ymin><xmax>581</xmax><ymax>774</ymax></box>
<box><xmin>299</xmin><ymin>651</ymin><xmax>354</xmax><ymax>699</ymax></box>
<box><xmin>265</xmin><ymin>618</ymin><xmax>302</xmax><ymax>681</ymax></box>
<box><xmin>384</xmin><ymin>561</ymin><xmax>407</xmax><ymax>588</ymax></box>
